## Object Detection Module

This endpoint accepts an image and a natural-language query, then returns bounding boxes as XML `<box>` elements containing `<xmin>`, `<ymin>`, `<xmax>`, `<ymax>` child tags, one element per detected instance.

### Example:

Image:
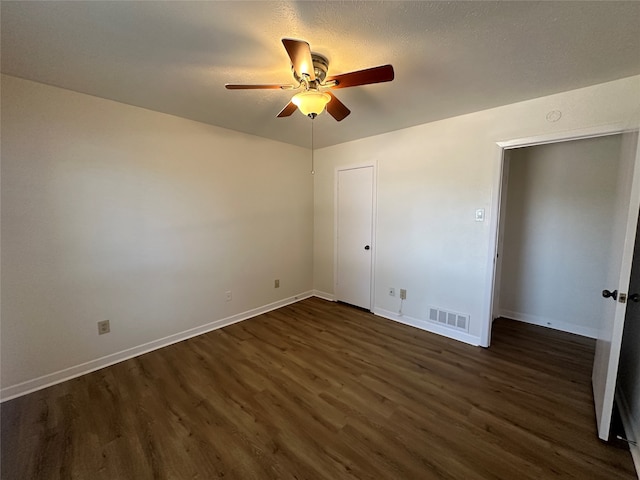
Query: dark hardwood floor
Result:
<box><xmin>1</xmin><ymin>297</ymin><xmax>635</xmax><ymax>479</ymax></box>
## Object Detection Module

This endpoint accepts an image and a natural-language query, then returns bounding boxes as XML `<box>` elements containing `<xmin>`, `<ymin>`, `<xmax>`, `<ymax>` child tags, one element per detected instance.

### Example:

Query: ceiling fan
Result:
<box><xmin>225</xmin><ymin>38</ymin><xmax>394</xmax><ymax>121</ymax></box>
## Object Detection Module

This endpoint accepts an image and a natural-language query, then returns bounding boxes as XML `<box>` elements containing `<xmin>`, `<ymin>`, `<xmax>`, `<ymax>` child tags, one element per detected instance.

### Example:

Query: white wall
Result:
<box><xmin>313</xmin><ymin>75</ymin><xmax>640</xmax><ymax>345</ymax></box>
<box><xmin>498</xmin><ymin>137</ymin><xmax>622</xmax><ymax>338</ymax></box>
<box><xmin>3</xmin><ymin>73</ymin><xmax>640</xmax><ymax>399</ymax></box>
<box><xmin>1</xmin><ymin>75</ymin><xmax>313</xmax><ymax>397</ymax></box>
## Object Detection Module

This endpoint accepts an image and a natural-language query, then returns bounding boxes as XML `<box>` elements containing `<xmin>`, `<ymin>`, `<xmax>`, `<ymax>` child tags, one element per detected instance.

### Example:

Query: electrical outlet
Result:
<box><xmin>274</xmin><ymin>279</ymin><xmax>280</xmax><ymax>288</ymax></box>
<box><xmin>225</xmin><ymin>291</ymin><xmax>232</xmax><ymax>301</ymax></box>
<box><xmin>389</xmin><ymin>287</ymin><xmax>395</xmax><ymax>296</ymax></box>
<box><xmin>400</xmin><ymin>289</ymin><xmax>407</xmax><ymax>300</ymax></box>
<box><xmin>97</xmin><ymin>320</ymin><xmax>110</xmax><ymax>335</ymax></box>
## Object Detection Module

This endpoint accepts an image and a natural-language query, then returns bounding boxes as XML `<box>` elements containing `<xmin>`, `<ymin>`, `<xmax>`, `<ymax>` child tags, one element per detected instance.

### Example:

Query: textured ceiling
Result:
<box><xmin>2</xmin><ymin>1</ymin><xmax>640</xmax><ymax>148</ymax></box>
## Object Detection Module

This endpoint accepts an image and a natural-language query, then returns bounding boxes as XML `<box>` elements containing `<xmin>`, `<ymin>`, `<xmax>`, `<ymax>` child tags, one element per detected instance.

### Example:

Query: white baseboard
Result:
<box><xmin>500</xmin><ymin>309</ymin><xmax>599</xmax><ymax>339</ymax></box>
<box><xmin>312</xmin><ymin>290</ymin><xmax>335</xmax><ymax>302</ymax></box>
<box><xmin>1</xmin><ymin>291</ymin><xmax>313</xmax><ymax>402</ymax></box>
<box><xmin>616</xmin><ymin>389</ymin><xmax>640</xmax><ymax>479</ymax></box>
<box><xmin>373</xmin><ymin>308</ymin><xmax>482</xmax><ymax>347</ymax></box>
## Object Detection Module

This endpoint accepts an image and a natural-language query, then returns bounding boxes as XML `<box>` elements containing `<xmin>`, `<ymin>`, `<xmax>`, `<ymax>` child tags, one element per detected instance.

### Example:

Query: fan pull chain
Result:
<box><xmin>311</xmin><ymin>118</ymin><xmax>315</xmax><ymax>175</ymax></box>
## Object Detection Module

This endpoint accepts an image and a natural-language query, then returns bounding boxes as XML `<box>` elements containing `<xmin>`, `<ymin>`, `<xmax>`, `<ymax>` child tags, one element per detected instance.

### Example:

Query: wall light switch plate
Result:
<box><xmin>475</xmin><ymin>208</ymin><xmax>485</xmax><ymax>222</ymax></box>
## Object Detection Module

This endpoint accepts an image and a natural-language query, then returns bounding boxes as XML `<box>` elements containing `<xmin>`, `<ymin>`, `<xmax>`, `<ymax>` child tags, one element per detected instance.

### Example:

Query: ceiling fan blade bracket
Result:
<box><xmin>282</xmin><ymin>38</ymin><xmax>316</xmax><ymax>82</ymax></box>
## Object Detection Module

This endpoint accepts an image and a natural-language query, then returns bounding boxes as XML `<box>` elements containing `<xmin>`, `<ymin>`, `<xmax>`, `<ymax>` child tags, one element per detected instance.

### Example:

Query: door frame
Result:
<box><xmin>483</xmin><ymin>122</ymin><xmax>640</xmax><ymax>348</ymax></box>
<box><xmin>334</xmin><ymin>162</ymin><xmax>377</xmax><ymax>311</ymax></box>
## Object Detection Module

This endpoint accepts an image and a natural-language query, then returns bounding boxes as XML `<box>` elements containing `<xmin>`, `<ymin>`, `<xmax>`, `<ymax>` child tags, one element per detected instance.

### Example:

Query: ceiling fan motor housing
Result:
<box><xmin>293</xmin><ymin>53</ymin><xmax>329</xmax><ymax>85</ymax></box>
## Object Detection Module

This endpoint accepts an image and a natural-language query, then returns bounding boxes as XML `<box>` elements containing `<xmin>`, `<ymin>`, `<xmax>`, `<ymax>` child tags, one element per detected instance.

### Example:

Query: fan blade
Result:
<box><xmin>277</xmin><ymin>101</ymin><xmax>298</xmax><ymax>117</ymax></box>
<box><xmin>326</xmin><ymin>64</ymin><xmax>394</xmax><ymax>89</ymax></box>
<box><xmin>325</xmin><ymin>92</ymin><xmax>351</xmax><ymax>121</ymax></box>
<box><xmin>282</xmin><ymin>38</ymin><xmax>315</xmax><ymax>81</ymax></box>
<box><xmin>225</xmin><ymin>84</ymin><xmax>294</xmax><ymax>90</ymax></box>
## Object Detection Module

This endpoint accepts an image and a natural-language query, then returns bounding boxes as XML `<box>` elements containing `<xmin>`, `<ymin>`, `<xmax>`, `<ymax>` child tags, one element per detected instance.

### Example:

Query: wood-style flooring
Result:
<box><xmin>1</xmin><ymin>297</ymin><xmax>635</xmax><ymax>479</ymax></box>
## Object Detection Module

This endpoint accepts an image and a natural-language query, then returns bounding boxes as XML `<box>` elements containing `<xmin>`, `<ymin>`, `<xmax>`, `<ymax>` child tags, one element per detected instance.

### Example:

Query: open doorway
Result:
<box><xmin>494</xmin><ymin>135</ymin><xmax>624</xmax><ymax>338</ymax></box>
<box><xmin>487</xmin><ymin>128</ymin><xmax>640</xmax><ymax>442</ymax></box>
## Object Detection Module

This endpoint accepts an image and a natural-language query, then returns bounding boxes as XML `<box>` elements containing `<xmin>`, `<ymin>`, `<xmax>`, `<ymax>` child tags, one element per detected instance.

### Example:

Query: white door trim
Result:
<box><xmin>334</xmin><ymin>162</ymin><xmax>377</xmax><ymax>310</ymax></box>
<box><xmin>483</xmin><ymin>123</ymin><xmax>640</xmax><ymax>348</ymax></box>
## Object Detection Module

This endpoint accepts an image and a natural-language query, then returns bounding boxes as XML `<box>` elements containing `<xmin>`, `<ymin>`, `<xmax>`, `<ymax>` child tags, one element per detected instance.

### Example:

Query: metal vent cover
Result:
<box><xmin>429</xmin><ymin>307</ymin><xmax>469</xmax><ymax>333</ymax></box>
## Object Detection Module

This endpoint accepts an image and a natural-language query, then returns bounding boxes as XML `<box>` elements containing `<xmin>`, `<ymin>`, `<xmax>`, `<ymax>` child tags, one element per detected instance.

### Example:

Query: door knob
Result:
<box><xmin>602</xmin><ymin>289</ymin><xmax>618</xmax><ymax>301</ymax></box>
<box><xmin>364</xmin><ymin>245</ymin><xmax>370</xmax><ymax>250</ymax></box>
<box><xmin>630</xmin><ymin>293</ymin><xmax>639</xmax><ymax>303</ymax></box>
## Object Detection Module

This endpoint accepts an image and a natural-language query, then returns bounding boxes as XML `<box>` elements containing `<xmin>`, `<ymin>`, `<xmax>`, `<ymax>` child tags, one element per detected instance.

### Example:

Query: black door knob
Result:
<box><xmin>630</xmin><ymin>293</ymin><xmax>639</xmax><ymax>303</ymax></box>
<box><xmin>364</xmin><ymin>245</ymin><xmax>370</xmax><ymax>250</ymax></box>
<box><xmin>602</xmin><ymin>289</ymin><xmax>618</xmax><ymax>301</ymax></box>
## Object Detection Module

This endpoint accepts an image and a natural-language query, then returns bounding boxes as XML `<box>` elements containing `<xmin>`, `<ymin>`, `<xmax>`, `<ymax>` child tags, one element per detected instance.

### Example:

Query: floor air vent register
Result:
<box><xmin>429</xmin><ymin>307</ymin><xmax>470</xmax><ymax>333</ymax></box>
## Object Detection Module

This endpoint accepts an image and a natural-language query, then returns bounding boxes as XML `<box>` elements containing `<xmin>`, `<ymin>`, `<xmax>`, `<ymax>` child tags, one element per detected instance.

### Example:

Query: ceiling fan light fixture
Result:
<box><xmin>226</xmin><ymin>38</ymin><xmax>393</xmax><ymax>121</ymax></box>
<box><xmin>292</xmin><ymin>91</ymin><xmax>331</xmax><ymax>117</ymax></box>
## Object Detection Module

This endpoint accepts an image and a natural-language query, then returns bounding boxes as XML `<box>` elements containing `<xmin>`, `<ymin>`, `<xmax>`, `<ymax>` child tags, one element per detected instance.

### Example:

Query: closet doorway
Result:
<box><xmin>488</xmin><ymin>129</ymin><xmax>640</xmax><ymax>441</ymax></box>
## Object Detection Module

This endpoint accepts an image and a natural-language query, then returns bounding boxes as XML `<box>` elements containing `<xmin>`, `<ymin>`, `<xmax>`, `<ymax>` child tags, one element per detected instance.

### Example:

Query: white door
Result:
<box><xmin>336</xmin><ymin>166</ymin><xmax>374</xmax><ymax>309</ymax></box>
<box><xmin>593</xmin><ymin>131</ymin><xmax>640</xmax><ymax>440</ymax></box>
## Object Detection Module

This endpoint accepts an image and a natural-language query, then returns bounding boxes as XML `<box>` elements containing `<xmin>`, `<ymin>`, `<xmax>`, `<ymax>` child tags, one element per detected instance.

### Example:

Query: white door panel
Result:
<box><xmin>593</xmin><ymin>131</ymin><xmax>640</xmax><ymax>440</ymax></box>
<box><xmin>336</xmin><ymin>166</ymin><xmax>374</xmax><ymax>309</ymax></box>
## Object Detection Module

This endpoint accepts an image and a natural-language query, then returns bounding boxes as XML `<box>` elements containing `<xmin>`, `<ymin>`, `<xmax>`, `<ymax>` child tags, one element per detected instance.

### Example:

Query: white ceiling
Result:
<box><xmin>2</xmin><ymin>1</ymin><xmax>639</xmax><ymax>149</ymax></box>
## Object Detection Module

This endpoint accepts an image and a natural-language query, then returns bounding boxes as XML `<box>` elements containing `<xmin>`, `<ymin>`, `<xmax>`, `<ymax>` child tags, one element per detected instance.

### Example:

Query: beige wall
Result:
<box><xmin>313</xmin><ymin>75</ymin><xmax>640</xmax><ymax>345</ymax></box>
<box><xmin>1</xmin><ymin>75</ymin><xmax>313</xmax><ymax>393</ymax></box>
